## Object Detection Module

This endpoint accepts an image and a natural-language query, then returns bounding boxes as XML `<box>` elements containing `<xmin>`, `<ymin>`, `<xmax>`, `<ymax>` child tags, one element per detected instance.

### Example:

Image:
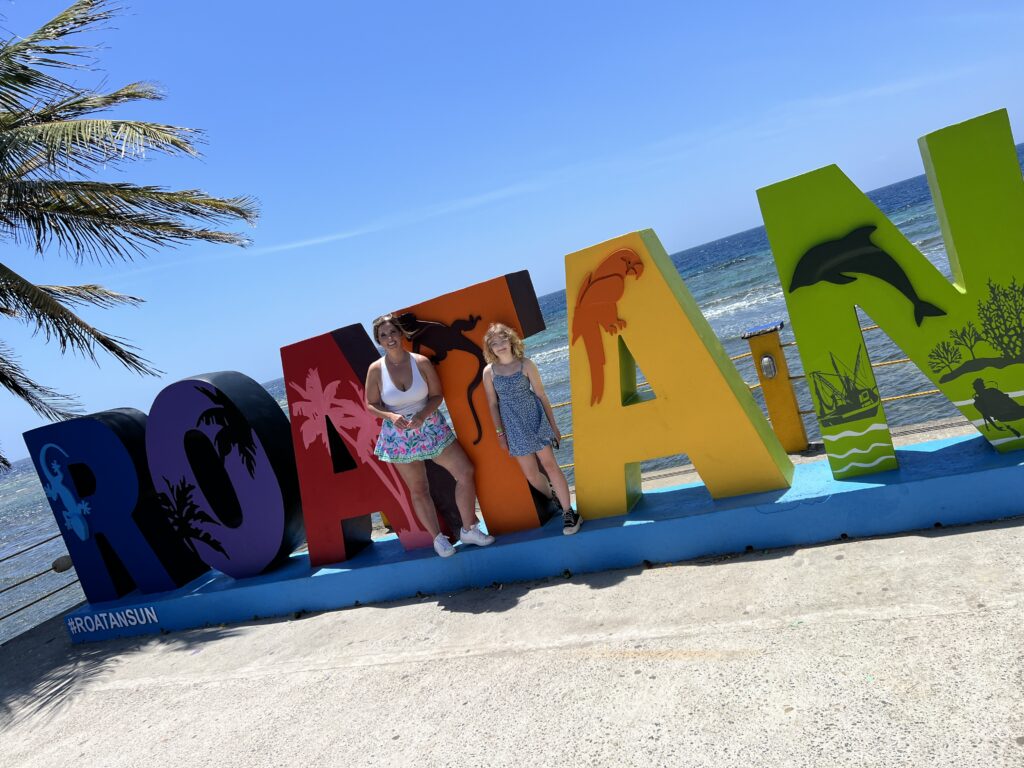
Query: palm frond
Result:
<box><xmin>197</xmin><ymin>408</ymin><xmax>228</xmax><ymax>430</ymax></box>
<box><xmin>0</xmin><ymin>82</ymin><xmax>201</xmax><ymax>178</ymax></box>
<box><xmin>26</xmin><ymin>81</ymin><xmax>168</xmax><ymax>122</ymax></box>
<box><xmin>157</xmin><ymin>475</ymin><xmax>228</xmax><ymax>556</ymax></box>
<box><xmin>0</xmin><ymin>118</ymin><xmax>201</xmax><ymax>178</ymax></box>
<box><xmin>7</xmin><ymin>0</ymin><xmax>115</xmax><ymax>59</ymax></box>
<box><xmin>0</xmin><ymin>82</ymin><xmax>161</xmax><ymax>131</ymax></box>
<box><xmin>0</xmin><ymin>1</ymin><xmax>258</xmax><ymax>447</ymax></box>
<box><xmin>196</xmin><ymin>385</ymin><xmax>259</xmax><ymax>476</ymax></box>
<box><xmin>0</xmin><ymin>261</ymin><xmax>156</xmax><ymax>374</ymax></box>
<box><xmin>38</xmin><ymin>283</ymin><xmax>143</xmax><ymax>309</ymax></box>
<box><xmin>0</xmin><ymin>337</ymin><xmax>81</xmax><ymax>419</ymax></box>
<box><xmin>0</xmin><ymin>180</ymin><xmax>258</xmax><ymax>262</ymax></box>
<box><xmin>193</xmin><ymin>529</ymin><xmax>228</xmax><ymax>557</ymax></box>
<box><xmin>0</xmin><ymin>1</ymin><xmax>117</xmax><ymax>112</ymax></box>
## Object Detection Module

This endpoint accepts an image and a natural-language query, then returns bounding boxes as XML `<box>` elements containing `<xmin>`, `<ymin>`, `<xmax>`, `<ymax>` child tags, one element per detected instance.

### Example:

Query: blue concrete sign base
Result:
<box><xmin>64</xmin><ymin>434</ymin><xmax>1024</xmax><ymax>643</ymax></box>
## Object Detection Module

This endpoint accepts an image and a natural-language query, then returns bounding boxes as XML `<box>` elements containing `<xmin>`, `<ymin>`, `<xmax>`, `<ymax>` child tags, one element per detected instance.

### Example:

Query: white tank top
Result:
<box><xmin>380</xmin><ymin>354</ymin><xmax>429</xmax><ymax>417</ymax></box>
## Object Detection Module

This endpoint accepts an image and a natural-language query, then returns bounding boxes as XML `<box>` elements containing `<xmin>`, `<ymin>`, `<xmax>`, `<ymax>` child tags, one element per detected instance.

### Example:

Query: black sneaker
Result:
<box><xmin>562</xmin><ymin>507</ymin><xmax>582</xmax><ymax>535</ymax></box>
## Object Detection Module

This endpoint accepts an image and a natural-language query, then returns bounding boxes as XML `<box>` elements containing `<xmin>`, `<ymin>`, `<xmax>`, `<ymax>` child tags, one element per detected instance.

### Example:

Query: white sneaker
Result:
<box><xmin>433</xmin><ymin>533</ymin><xmax>456</xmax><ymax>558</ymax></box>
<box><xmin>459</xmin><ymin>524</ymin><xmax>495</xmax><ymax>547</ymax></box>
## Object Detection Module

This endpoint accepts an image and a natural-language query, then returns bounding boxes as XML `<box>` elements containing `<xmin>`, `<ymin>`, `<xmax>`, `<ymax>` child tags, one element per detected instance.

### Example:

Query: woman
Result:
<box><xmin>365</xmin><ymin>314</ymin><xmax>494</xmax><ymax>557</ymax></box>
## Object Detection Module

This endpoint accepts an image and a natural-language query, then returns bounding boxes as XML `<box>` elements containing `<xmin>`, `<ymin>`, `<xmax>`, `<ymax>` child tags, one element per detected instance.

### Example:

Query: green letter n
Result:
<box><xmin>757</xmin><ymin>109</ymin><xmax>1024</xmax><ymax>479</ymax></box>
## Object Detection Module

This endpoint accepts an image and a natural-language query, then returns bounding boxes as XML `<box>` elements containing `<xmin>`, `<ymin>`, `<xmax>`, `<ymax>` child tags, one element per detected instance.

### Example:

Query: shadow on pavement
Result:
<box><xmin>0</xmin><ymin>613</ymin><xmax>239</xmax><ymax>729</ymax></box>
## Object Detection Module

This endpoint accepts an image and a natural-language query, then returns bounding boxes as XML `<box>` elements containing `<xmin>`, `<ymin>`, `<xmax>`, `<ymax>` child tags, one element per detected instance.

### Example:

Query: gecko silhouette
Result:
<box><xmin>39</xmin><ymin>443</ymin><xmax>91</xmax><ymax>541</ymax></box>
<box><xmin>394</xmin><ymin>312</ymin><xmax>487</xmax><ymax>445</ymax></box>
<box><xmin>571</xmin><ymin>248</ymin><xmax>645</xmax><ymax>405</ymax></box>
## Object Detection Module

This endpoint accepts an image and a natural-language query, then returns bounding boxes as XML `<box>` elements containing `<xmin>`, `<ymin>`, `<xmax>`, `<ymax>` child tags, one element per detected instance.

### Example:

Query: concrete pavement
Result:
<box><xmin>2</xmin><ymin>512</ymin><xmax>1022</xmax><ymax>767</ymax></box>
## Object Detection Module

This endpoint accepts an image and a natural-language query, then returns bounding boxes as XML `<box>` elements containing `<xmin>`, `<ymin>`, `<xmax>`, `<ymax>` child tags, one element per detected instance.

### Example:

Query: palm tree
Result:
<box><xmin>288</xmin><ymin>369</ymin><xmax>416</xmax><ymax>527</ymax></box>
<box><xmin>196</xmin><ymin>385</ymin><xmax>259</xmax><ymax>477</ymax></box>
<box><xmin>0</xmin><ymin>1</ymin><xmax>258</xmax><ymax>468</ymax></box>
<box><xmin>155</xmin><ymin>476</ymin><xmax>228</xmax><ymax>558</ymax></box>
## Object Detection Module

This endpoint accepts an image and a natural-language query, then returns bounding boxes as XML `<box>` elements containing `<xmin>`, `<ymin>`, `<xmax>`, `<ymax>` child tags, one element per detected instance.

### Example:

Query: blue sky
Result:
<box><xmin>3</xmin><ymin>0</ymin><xmax>1024</xmax><ymax>461</ymax></box>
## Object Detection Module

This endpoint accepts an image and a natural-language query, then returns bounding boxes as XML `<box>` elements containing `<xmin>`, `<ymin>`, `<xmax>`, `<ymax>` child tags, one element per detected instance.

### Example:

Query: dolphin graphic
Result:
<box><xmin>789</xmin><ymin>225</ymin><xmax>946</xmax><ymax>326</ymax></box>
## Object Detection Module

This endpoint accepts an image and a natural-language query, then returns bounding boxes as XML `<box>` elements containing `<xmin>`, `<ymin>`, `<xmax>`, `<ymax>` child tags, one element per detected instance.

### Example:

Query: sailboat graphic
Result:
<box><xmin>810</xmin><ymin>344</ymin><xmax>881</xmax><ymax>428</ymax></box>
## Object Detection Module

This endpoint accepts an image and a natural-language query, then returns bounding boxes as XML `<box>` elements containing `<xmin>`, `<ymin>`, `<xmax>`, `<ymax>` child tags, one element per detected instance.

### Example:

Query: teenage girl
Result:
<box><xmin>365</xmin><ymin>314</ymin><xmax>495</xmax><ymax>557</ymax></box>
<box><xmin>481</xmin><ymin>323</ymin><xmax>581</xmax><ymax>534</ymax></box>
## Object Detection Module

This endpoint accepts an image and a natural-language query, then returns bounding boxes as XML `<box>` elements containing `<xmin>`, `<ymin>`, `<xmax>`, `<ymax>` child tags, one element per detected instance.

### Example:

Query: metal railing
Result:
<box><xmin>550</xmin><ymin>349</ymin><xmax>768</xmax><ymax>468</ymax></box>
<box><xmin>0</xmin><ymin>535</ymin><xmax>80</xmax><ymax>628</ymax></box>
<box><xmin>793</xmin><ymin>324</ymin><xmax>940</xmax><ymax>415</ymax></box>
<box><xmin>548</xmin><ymin>321</ymin><xmax>946</xmax><ymax>471</ymax></box>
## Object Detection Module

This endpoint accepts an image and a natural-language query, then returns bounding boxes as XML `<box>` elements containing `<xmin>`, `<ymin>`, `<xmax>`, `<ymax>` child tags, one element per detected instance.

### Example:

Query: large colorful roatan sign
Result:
<box><xmin>22</xmin><ymin>109</ymin><xmax>1024</xmax><ymax>620</ymax></box>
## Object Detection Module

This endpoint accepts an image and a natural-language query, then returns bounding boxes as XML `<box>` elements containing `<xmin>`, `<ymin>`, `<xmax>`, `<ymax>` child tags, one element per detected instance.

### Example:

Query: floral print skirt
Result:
<box><xmin>374</xmin><ymin>411</ymin><xmax>456</xmax><ymax>463</ymax></box>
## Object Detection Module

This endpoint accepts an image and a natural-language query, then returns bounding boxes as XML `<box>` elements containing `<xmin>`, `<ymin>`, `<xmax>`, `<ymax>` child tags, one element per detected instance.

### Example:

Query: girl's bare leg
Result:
<box><xmin>431</xmin><ymin>442</ymin><xmax>480</xmax><ymax>530</ymax></box>
<box><xmin>536</xmin><ymin>445</ymin><xmax>572</xmax><ymax>511</ymax></box>
<box><xmin>513</xmin><ymin>454</ymin><xmax>554</xmax><ymax>499</ymax></box>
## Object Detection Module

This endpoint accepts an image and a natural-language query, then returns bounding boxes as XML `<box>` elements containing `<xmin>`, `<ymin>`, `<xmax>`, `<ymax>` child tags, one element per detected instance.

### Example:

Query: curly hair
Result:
<box><xmin>482</xmin><ymin>322</ymin><xmax>525</xmax><ymax>364</ymax></box>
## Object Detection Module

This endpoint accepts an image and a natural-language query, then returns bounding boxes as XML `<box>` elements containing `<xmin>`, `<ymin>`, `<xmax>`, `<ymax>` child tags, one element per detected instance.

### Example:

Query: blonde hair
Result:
<box><xmin>483</xmin><ymin>323</ymin><xmax>524</xmax><ymax>364</ymax></box>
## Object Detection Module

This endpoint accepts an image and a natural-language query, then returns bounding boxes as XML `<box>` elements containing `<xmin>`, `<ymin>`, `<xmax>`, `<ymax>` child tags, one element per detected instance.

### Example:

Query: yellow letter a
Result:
<box><xmin>566</xmin><ymin>230</ymin><xmax>793</xmax><ymax>518</ymax></box>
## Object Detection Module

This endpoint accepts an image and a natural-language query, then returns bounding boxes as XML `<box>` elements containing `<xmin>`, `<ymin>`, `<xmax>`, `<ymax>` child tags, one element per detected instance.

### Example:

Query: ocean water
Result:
<box><xmin>0</xmin><ymin>458</ymin><xmax>85</xmax><ymax>643</ymax></box>
<box><xmin>4</xmin><ymin>148</ymin><xmax>1022</xmax><ymax>643</ymax></box>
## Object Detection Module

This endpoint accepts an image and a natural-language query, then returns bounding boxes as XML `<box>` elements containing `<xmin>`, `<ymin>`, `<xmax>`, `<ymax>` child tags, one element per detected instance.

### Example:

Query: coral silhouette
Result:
<box><xmin>928</xmin><ymin>340</ymin><xmax>961</xmax><ymax>375</ymax></box>
<box><xmin>927</xmin><ymin>279</ymin><xmax>1024</xmax><ymax>382</ymax></box>
<box><xmin>977</xmin><ymin>278</ymin><xmax>1024</xmax><ymax>361</ymax></box>
<box><xmin>949</xmin><ymin>321</ymin><xmax>983</xmax><ymax>361</ymax></box>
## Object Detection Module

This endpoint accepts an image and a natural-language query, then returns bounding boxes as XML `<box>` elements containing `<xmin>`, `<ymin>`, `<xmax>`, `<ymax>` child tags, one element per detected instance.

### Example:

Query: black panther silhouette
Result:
<box><xmin>394</xmin><ymin>312</ymin><xmax>486</xmax><ymax>445</ymax></box>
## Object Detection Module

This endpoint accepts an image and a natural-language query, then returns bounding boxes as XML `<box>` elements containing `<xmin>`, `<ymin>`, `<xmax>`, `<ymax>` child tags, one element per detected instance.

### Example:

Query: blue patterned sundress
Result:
<box><xmin>493</xmin><ymin>362</ymin><xmax>555</xmax><ymax>457</ymax></box>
